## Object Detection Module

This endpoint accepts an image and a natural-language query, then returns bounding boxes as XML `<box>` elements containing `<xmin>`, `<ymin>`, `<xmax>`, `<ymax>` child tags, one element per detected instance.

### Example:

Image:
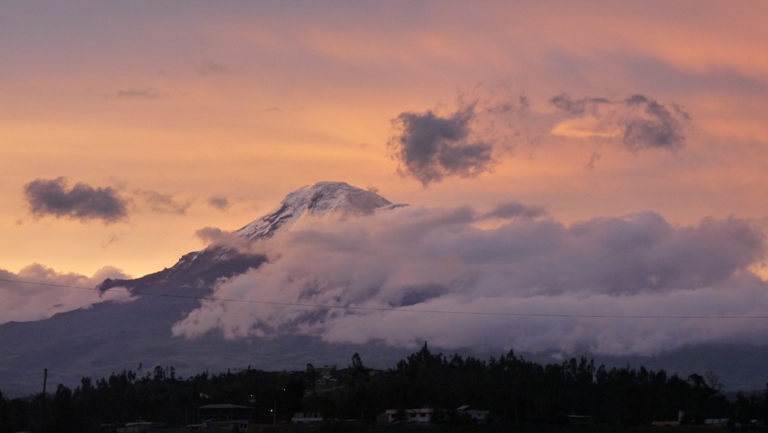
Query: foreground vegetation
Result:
<box><xmin>2</xmin><ymin>343</ymin><xmax>767</xmax><ymax>432</ymax></box>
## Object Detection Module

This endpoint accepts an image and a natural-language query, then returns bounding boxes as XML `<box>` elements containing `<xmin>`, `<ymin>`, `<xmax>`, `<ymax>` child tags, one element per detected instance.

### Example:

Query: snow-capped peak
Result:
<box><xmin>233</xmin><ymin>181</ymin><xmax>404</xmax><ymax>241</ymax></box>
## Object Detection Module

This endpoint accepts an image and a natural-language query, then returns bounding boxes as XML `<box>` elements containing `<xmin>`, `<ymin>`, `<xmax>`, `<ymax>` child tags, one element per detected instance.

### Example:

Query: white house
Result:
<box><xmin>456</xmin><ymin>405</ymin><xmax>490</xmax><ymax>423</ymax></box>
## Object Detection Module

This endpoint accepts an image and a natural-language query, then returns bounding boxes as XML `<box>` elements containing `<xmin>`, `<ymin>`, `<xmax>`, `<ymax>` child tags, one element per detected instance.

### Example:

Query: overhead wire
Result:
<box><xmin>2</xmin><ymin>276</ymin><xmax>768</xmax><ymax>320</ymax></box>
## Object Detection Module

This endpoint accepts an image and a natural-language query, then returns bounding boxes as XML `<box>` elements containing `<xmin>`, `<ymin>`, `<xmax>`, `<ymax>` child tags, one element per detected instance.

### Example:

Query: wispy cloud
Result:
<box><xmin>195</xmin><ymin>61</ymin><xmax>229</xmax><ymax>76</ymax></box>
<box><xmin>115</xmin><ymin>88</ymin><xmax>163</xmax><ymax>99</ymax></box>
<box><xmin>479</xmin><ymin>201</ymin><xmax>547</xmax><ymax>220</ymax></box>
<box><xmin>550</xmin><ymin>94</ymin><xmax>611</xmax><ymax>116</ymax></box>
<box><xmin>208</xmin><ymin>195</ymin><xmax>230</xmax><ymax>211</ymax></box>
<box><xmin>195</xmin><ymin>226</ymin><xmax>230</xmax><ymax>244</ymax></box>
<box><xmin>550</xmin><ymin>93</ymin><xmax>691</xmax><ymax>151</ymax></box>
<box><xmin>135</xmin><ymin>189</ymin><xmax>192</xmax><ymax>214</ymax></box>
<box><xmin>390</xmin><ymin>90</ymin><xmax>690</xmax><ymax>184</ymax></box>
<box><xmin>622</xmin><ymin>94</ymin><xmax>691</xmax><ymax>151</ymax></box>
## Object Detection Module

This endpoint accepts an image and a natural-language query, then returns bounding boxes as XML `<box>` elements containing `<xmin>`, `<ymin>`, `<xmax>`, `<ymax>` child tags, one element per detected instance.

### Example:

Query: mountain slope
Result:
<box><xmin>2</xmin><ymin>181</ymin><xmax>768</xmax><ymax>396</ymax></box>
<box><xmin>0</xmin><ymin>181</ymin><xmax>407</xmax><ymax>395</ymax></box>
<box><xmin>98</xmin><ymin>181</ymin><xmax>401</xmax><ymax>296</ymax></box>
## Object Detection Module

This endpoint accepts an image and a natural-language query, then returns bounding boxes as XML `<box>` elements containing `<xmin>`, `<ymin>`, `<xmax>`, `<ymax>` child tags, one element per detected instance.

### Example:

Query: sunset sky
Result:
<box><xmin>3</xmin><ymin>2</ymin><xmax>768</xmax><ymax>345</ymax></box>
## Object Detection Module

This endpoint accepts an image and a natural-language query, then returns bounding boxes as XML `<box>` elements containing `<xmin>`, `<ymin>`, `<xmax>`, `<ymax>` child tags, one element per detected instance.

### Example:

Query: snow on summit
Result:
<box><xmin>234</xmin><ymin>181</ymin><xmax>403</xmax><ymax>241</ymax></box>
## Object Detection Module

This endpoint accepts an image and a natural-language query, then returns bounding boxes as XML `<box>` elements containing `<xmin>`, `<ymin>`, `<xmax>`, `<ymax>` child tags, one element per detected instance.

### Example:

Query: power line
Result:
<box><xmin>2</xmin><ymin>276</ymin><xmax>768</xmax><ymax>320</ymax></box>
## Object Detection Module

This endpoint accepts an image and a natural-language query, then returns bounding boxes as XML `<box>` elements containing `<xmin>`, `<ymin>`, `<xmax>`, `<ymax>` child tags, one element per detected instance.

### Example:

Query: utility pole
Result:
<box><xmin>272</xmin><ymin>401</ymin><xmax>276</xmax><ymax>425</ymax></box>
<box><xmin>40</xmin><ymin>368</ymin><xmax>47</xmax><ymax>433</ymax></box>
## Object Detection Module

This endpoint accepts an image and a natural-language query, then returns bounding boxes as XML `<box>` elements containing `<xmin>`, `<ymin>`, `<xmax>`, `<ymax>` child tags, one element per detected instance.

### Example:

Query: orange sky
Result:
<box><xmin>2</xmin><ymin>1</ymin><xmax>768</xmax><ymax>280</ymax></box>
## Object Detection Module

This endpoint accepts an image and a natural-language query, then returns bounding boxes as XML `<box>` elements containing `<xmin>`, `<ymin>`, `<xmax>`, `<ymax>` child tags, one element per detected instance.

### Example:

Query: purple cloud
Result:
<box><xmin>172</xmin><ymin>206</ymin><xmax>767</xmax><ymax>356</ymax></box>
<box><xmin>24</xmin><ymin>177</ymin><xmax>128</xmax><ymax>223</ymax></box>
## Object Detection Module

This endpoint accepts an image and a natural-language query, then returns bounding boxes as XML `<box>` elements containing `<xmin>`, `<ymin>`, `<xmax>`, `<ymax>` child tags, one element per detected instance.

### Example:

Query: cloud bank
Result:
<box><xmin>24</xmin><ymin>177</ymin><xmax>128</xmax><ymax>223</ymax></box>
<box><xmin>0</xmin><ymin>264</ymin><xmax>134</xmax><ymax>324</ymax></box>
<box><xmin>172</xmin><ymin>206</ymin><xmax>768</xmax><ymax>356</ymax></box>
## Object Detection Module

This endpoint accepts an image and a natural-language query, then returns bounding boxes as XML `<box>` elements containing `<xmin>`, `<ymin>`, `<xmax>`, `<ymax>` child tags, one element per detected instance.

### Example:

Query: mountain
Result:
<box><xmin>234</xmin><ymin>180</ymin><xmax>403</xmax><ymax>241</ymax></box>
<box><xmin>97</xmin><ymin>181</ymin><xmax>403</xmax><ymax>296</ymax></box>
<box><xmin>0</xmin><ymin>182</ymin><xmax>413</xmax><ymax>396</ymax></box>
<box><xmin>2</xmin><ymin>181</ymin><xmax>768</xmax><ymax>397</ymax></box>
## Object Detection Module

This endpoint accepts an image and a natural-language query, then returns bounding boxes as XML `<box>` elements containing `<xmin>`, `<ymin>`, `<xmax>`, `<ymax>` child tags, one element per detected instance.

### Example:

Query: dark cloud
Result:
<box><xmin>480</xmin><ymin>201</ymin><xmax>547</xmax><ymax>220</ymax></box>
<box><xmin>208</xmin><ymin>195</ymin><xmax>230</xmax><ymax>211</ymax></box>
<box><xmin>622</xmin><ymin>94</ymin><xmax>691</xmax><ymax>151</ymax></box>
<box><xmin>173</xmin><ymin>206</ymin><xmax>768</xmax><ymax>355</ymax></box>
<box><xmin>136</xmin><ymin>190</ymin><xmax>192</xmax><ymax>214</ymax></box>
<box><xmin>389</xmin><ymin>105</ymin><xmax>495</xmax><ymax>186</ymax></box>
<box><xmin>388</xmin><ymin>91</ymin><xmax>690</xmax><ymax>182</ymax></box>
<box><xmin>24</xmin><ymin>177</ymin><xmax>128</xmax><ymax>223</ymax></box>
<box><xmin>550</xmin><ymin>93</ymin><xmax>691</xmax><ymax>151</ymax></box>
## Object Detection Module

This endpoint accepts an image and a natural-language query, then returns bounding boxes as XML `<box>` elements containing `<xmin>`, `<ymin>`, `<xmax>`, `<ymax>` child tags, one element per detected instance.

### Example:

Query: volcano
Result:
<box><xmin>0</xmin><ymin>182</ymin><xmax>410</xmax><ymax>396</ymax></box>
<box><xmin>3</xmin><ymin>181</ymin><xmax>768</xmax><ymax>397</ymax></box>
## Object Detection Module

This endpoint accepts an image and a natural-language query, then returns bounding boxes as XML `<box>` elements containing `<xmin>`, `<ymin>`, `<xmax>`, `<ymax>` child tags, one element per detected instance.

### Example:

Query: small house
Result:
<box><xmin>291</xmin><ymin>412</ymin><xmax>324</xmax><ymax>424</ymax></box>
<box><xmin>384</xmin><ymin>408</ymin><xmax>435</xmax><ymax>424</ymax></box>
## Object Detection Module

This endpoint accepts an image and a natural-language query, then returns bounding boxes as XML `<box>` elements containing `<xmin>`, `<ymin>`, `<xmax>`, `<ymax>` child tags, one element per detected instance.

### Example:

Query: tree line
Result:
<box><xmin>2</xmin><ymin>343</ymin><xmax>768</xmax><ymax>432</ymax></box>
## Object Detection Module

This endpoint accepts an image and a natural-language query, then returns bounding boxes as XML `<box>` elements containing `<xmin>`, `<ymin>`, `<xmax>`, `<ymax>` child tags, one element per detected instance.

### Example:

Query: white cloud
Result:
<box><xmin>172</xmin><ymin>206</ymin><xmax>768</xmax><ymax>356</ymax></box>
<box><xmin>0</xmin><ymin>264</ymin><xmax>135</xmax><ymax>324</ymax></box>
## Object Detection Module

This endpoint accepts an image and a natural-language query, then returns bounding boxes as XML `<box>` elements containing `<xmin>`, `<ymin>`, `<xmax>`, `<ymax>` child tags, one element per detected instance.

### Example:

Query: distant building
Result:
<box><xmin>456</xmin><ymin>405</ymin><xmax>490</xmax><ymax>423</ymax></box>
<box><xmin>652</xmin><ymin>410</ymin><xmax>684</xmax><ymax>427</ymax></box>
<box><xmin>566</xmin><ymin>415</ymin><xmax>592</xmax><ymax>425</ymax></box>
<box><xmin>191</xmin><ymin>404</ymin><xmax>251</xmax><ymax>433</ymax></box>
<box><xmin>704</xmin><ymin>418</ymin><xmax>730</xmax><ymax>426</ymax></box>
<box><xmin>308</xmin><ymin>363</ymin><xmax>339</xmax><ymax>391</ymax></box>
<box><xmin>651</xmin><ymin>420</ymin><xmax>680</xmax><ymax>427</ymax></box>
<box><xmin>319</xmin><ymin>365</ymin><xmax>337</xmax><ymax>376</ymax></box>
<box><xmin>384</xmin><ymin>408</ymin><xmax>435</xmax><ymax>424</ymax></box>
<box><xmin>117</xmin><ymin>421</ymin><xmax>163</xmax><ymax>433</ymax></box>
<box><xmin>292</xmin><ymin>412</ymin><xmax>324</xmax><ymax>424</ymax></box>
